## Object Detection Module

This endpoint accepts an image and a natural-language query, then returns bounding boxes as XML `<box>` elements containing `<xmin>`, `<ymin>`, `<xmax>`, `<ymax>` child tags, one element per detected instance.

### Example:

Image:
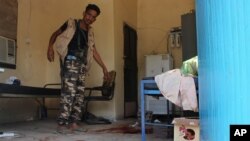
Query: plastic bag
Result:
<box><xmin>180</xmin><ymin>56</ymin><xmax>198</xmax><ymax>77</ymax></box>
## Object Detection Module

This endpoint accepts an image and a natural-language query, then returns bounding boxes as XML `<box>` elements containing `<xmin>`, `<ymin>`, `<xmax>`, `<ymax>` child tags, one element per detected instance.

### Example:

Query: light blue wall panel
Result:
<box><xmin>196</xmin><ymin>0</ymin><xmax>250</xmax><ymax>141</ymax></box>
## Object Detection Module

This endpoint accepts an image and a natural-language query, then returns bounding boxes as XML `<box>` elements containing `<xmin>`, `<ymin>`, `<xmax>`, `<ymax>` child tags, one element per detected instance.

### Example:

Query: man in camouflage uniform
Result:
<box><xmin>47</xmin><ymin>4</ymin><xmax>109</xmax><ymax>133</ymax></box>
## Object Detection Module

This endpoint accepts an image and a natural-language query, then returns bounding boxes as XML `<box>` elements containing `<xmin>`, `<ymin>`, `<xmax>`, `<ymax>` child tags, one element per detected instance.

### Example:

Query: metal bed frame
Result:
<box><xmin>0</xmin><ymin>83</ymin><xmax>61</xmax><ymax>119</ymax></box>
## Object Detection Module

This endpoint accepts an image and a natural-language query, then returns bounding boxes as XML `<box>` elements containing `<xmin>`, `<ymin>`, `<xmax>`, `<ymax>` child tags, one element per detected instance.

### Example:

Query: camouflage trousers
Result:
<box><xmin>58</xmin><ymin>57</ymin><xmax>86</xmax><ymax>125</ymax></box>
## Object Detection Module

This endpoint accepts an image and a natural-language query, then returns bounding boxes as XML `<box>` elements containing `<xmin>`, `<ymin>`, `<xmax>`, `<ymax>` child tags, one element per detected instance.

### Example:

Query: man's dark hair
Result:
<box><xmin>85</xmin><ymin>4</ymin><xmax>101</xmax><ymax>15</ymax></box>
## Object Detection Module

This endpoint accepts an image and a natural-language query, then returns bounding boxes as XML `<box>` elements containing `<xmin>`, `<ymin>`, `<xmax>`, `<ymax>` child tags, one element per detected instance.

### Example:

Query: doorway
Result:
<box><xmin>123</xmin><ymin>24</ymin><xmax>138</xmax><ymax>118</ymax></box>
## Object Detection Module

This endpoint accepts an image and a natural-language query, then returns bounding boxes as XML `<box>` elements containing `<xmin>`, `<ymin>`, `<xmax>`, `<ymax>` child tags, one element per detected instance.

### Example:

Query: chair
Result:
<box><xmin>82</xmin><ymin>70</ymin><xmax>116</xmax><ymax>124</ymax></box>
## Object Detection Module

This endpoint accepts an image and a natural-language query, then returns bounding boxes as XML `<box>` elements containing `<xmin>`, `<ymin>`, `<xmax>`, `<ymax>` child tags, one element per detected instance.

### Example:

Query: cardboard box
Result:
<box><xmin>172</xmin><ymin>117</ymin><xmax>199</xmax><ymax>141</ymax></box>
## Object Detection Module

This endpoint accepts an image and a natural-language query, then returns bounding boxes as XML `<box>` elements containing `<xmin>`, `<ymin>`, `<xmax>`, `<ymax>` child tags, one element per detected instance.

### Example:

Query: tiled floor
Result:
<box><xmin>0</xmin><ymin>118</ymin><xmax>173</xmax><ymax>141</ymax></box>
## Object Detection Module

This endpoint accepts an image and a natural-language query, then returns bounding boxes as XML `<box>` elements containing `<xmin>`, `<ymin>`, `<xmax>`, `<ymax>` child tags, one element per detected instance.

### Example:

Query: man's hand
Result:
<box><xmin>103</xmin><ymin>68</ymin><xmax>111</xmax><ymax>81</ymax></box>
<box><xmin>47</xmin><ymin>47</ymin><xmax>54</xmax><ymax>62</ymax></box>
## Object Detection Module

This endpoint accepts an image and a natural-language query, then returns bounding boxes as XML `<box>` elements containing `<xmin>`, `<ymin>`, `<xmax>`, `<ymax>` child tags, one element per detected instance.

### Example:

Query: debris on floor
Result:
<box><xmin>0</xmin><ymin>132</ymin><xmax>15</xmax><ymax>137</ymax></box>
<box><xmin>0</xmin><ymin>131</ymin><xmax>24</xmax><ymax>139</ymax></box>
